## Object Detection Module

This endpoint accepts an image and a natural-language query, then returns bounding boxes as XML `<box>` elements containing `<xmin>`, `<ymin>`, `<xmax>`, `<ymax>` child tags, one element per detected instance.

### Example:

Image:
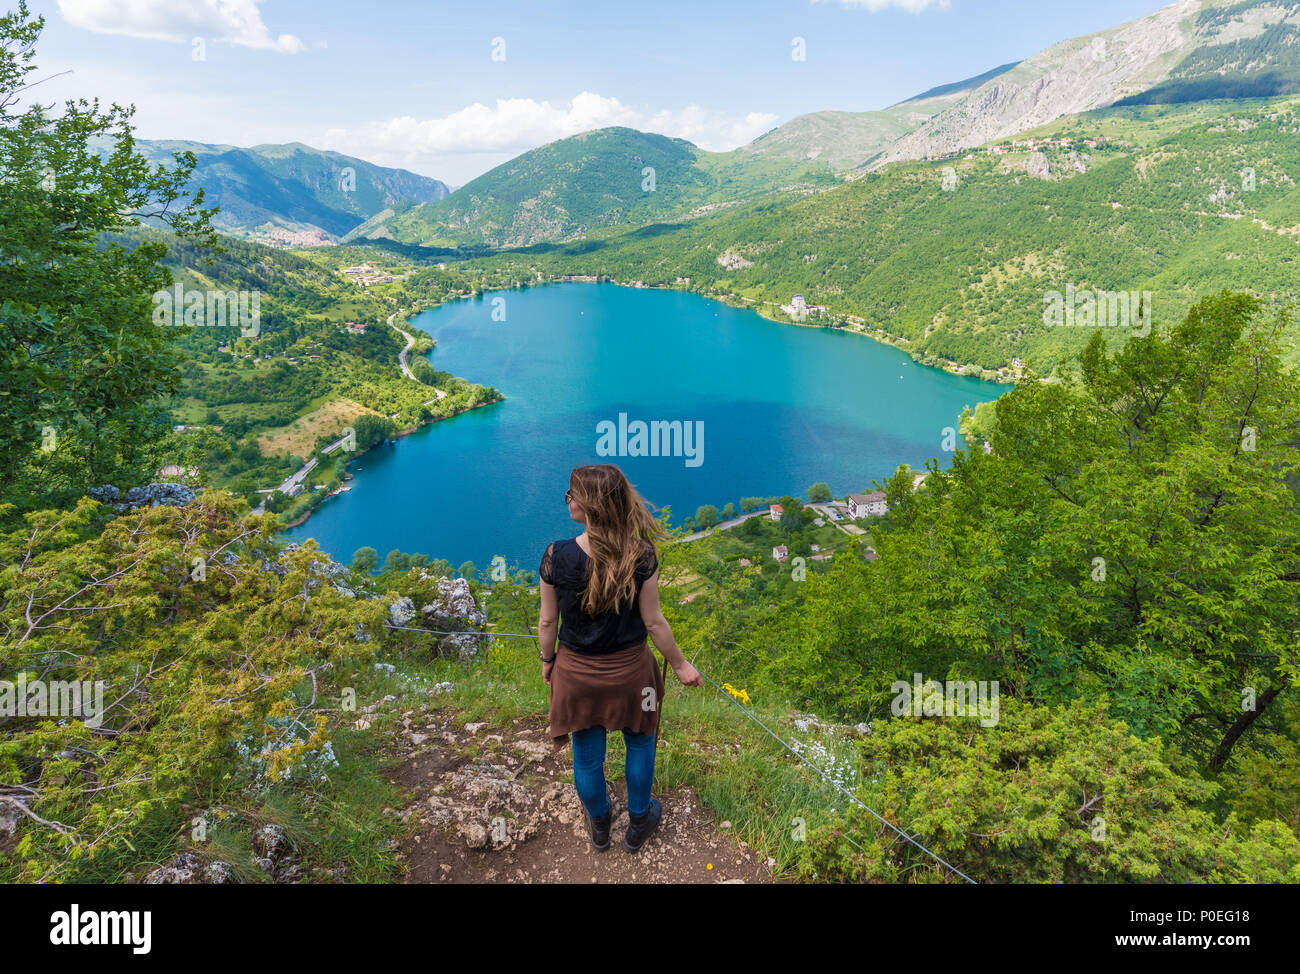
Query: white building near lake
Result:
<box><xmin>847</xmin><ymin>491</ymin><xmax>888</xmax><ymax>518</ymax></box>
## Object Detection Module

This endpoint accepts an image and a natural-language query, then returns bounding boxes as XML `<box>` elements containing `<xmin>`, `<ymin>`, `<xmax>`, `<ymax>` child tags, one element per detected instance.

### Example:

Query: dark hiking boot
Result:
<box><xmin>586</xmin><ymin>807</ymin><xmax>612</xmax><ymax>852</ymax></box>
<box><xmin>622</xmin><ymin>797</ymin><xmax>662</xmax><ymax>853</ymax></box>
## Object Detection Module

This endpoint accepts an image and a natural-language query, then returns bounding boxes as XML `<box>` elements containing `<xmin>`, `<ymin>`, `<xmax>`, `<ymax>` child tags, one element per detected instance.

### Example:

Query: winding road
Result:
<box><xmin>674</xmin><ymin>501</ymin><xmax>852</xmax><ymax>543</ymax></box>
<box><xmin>391</xmin><ymin>310</ymin><xmax>446</xmax><ymax>402</ymax></box>
<box><xmin>390</xmin><ymin>310</ymin><xmax>417</xmax><ymax>381</ymax></box>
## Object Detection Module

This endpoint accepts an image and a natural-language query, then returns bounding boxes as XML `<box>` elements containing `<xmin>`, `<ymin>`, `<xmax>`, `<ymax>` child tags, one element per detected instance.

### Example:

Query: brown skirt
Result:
<box><xmin>547</xmin><ymin>641</ymin><xmax>666</xmax><ymax>751</ymax></box>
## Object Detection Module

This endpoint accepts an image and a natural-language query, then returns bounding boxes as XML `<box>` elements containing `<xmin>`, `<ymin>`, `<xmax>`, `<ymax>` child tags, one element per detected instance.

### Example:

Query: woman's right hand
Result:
<box><xmin>673</xmin><ymin>660</ymin><xmax>703</xmax><ymax>687</ymax></box>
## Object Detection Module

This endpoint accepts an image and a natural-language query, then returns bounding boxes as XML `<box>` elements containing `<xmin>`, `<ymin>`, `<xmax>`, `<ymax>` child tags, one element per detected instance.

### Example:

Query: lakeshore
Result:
<box><xmin>275</xmin><ymin>393</ymin><xmax>505</xmax><ymax>530</ymax></box>
<box><xmin>434</xmin><ymin>273</ymin><xmax>1019</xmax><ymax>385</ymax></box>
<box><xmin>283</xmin><ymin>282</ymin><xmax>1004</xmax><ymax>568</ymax></box>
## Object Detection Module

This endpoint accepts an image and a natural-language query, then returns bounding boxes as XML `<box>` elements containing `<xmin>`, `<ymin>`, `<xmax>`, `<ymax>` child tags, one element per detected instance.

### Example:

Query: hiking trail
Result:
<box><xmin>380</xmin><ymin>703</ymin><xmax>782</xmax><ymax>884</ymax></box>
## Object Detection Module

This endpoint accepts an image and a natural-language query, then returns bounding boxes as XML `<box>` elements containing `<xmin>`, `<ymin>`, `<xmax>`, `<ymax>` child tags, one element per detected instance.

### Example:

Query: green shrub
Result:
<box><xmin>797</xmin><ymin>698</ymin><xmax>1300</xmax><ymax>884</ymax></box>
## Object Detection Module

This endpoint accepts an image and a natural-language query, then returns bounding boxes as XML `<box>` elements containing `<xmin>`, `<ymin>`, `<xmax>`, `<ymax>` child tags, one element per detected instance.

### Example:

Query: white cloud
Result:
<box><xmin>320</xmin><ymin>92</ymin><xmax>779</xmax><ymax>183</ymax></box>
<box><xmin>644</xmin><ymin>106</ymin><xmax>782</xmax><ymax>151</ymax></box>
<box><xmin>56</xmin><ymin>0</ymin><xmax>305</xmax><ymax>53</ymax></box>
<box><xmin>329</xmin><ymin>93</ymin><xmax>642</xmax><ymax>156</ymax></box>
<box><xmin>818</xmin><ymin>0</ymin><xmax>952</xmax><ymax>12</ymax></box>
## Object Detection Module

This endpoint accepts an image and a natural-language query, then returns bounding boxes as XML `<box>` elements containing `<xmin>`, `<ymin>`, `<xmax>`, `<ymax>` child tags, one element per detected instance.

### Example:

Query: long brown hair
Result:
<box><xmin>569</xmin><ymin>464</ymin><xmax>666</xmax><ymax>615</ymax></box>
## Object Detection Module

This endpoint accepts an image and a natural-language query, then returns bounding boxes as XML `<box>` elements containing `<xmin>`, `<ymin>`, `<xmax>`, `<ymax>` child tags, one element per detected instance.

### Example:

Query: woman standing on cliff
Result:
<box><xmin>538</xmin><ymin>463</ymin><xmax>703</xmax><ymax>854</ymax></box>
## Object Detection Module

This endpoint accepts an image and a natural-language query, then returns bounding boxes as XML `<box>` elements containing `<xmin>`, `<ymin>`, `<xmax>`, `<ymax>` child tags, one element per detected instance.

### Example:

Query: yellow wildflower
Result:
<box><xmin>721</xmin><ymin>683</ymin><xmax>751</xmax><ymax>706</ymax></box>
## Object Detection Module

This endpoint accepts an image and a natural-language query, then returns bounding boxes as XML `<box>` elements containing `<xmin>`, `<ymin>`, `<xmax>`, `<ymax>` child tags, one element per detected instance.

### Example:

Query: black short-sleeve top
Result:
<box><xmin>539</xmin><ymin>537</ymin><xmax>658</xmax><ymax>654</ymax></box>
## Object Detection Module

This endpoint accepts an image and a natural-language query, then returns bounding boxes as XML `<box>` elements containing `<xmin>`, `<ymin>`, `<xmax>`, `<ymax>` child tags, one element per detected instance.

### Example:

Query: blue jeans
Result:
<box><xmin>570</xmin><ymin>725</ymin><xmax>656</xmax><ymax>819</ymax></box>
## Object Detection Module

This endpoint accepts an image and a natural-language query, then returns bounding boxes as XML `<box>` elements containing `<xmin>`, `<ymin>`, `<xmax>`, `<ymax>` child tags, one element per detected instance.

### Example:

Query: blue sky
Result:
<box><xmin>34</xmin><ymin>0</ymin><xmax>1178</xmax><ymax>184</ymax></box>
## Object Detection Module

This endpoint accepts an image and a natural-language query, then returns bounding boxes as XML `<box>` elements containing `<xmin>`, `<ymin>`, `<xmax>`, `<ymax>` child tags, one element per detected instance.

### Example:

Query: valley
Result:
<box><xmin>5</xmin><ymin>0</ymin><xmax>1300</xmax><ymax>897</ymax></box>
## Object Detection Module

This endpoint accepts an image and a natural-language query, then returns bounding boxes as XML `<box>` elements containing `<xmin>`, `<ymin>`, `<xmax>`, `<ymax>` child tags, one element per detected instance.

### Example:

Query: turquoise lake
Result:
<box><xmin>285</xmin><ymin>283</ymin><xmax>1005</xmax><ymax>572</ymax></box>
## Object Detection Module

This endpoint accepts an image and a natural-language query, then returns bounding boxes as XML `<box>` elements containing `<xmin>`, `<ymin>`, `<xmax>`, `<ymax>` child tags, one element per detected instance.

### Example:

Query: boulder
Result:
<box><xmin>88</xmin><ymin>482</ymin><xmax>197</xmax><ymax>511</ymax></box>
<box><xmin>419</xmin><ymin>576</ymin><xmax>488</xmax><ymax>658</ymax></box>
<box><xmin>388</xmin><ymin>596</ymin><xmax>418</xmax><ymax>628</ymax></box>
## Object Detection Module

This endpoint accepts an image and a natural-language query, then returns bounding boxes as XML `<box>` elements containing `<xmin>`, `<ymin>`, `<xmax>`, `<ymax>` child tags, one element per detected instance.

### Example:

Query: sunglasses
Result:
<box><xmin>565</xmin><ymin>489</ymin><xmax>573</xmax><ymax>504</ymax></box>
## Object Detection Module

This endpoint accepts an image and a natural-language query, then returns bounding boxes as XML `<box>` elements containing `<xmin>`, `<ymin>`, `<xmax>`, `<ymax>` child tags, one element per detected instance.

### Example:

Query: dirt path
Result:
<box><xmin>382</xmin><ymin>706</ymin><xmax>781</xmax><ymax>884</ymax></box>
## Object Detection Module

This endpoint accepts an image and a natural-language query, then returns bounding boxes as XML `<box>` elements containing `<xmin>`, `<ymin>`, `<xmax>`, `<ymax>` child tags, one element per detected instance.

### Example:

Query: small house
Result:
<box><xmin>773</xmin><ymin>545</ymin><xmax>788</xmax><ymax>563</ymax></box>
<box><xmin>769</xmin><ymin>504</ymin><xmax>784</xmax><ymax>521</ymax></box>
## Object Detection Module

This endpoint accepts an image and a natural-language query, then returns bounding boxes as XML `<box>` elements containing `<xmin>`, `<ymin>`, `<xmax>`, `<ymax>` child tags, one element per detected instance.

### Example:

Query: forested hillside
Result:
<box><xmin>354</xmin><ymin>0</ymin><xmax>1300</xmax><ymax>258</ymax></box>
<box><xmin>654</xmin><ymin>292</ymin><xmax>1300</xmax><ymax>881</ymax></box>
<box><xmin>438</xmin><ymin>97</ymin><xmax>1300</xmax><ymax>374</ymax></box>
<box><xmin>349</xmin><ymin>61</ymin><xmax>1024</xmax><ymax>249</ymax></box>
<box><xmin>4</xmin><ymin>1</ymin><xmax>1300</xmax><ymax>889</ymax></box>
<box><xmin>348</xmin><ymin>126</ymin><xmax>837</xmax><ymax>248</ymax></box>
<box><xmin>128</xmin><ymin>228</ymin><xmax>502</xmax><ymax>520</ymax></box>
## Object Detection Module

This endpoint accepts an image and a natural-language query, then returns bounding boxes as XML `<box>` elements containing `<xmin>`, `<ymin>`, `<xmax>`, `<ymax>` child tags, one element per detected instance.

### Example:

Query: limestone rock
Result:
<box><xmin>419</xmin><ymin>576</ymin><xmax>488</xmax><ymax>658</ymax></box>
<box><xmin>88</xmin><ymin>483</ymin><xmax>197</xmax><ymax>511</ymax></box>
<box><xmin>388</xmin><ymin>596</ymin><xmax>418</xmax><ymax>628</ymax></box>
<box><xmin>142</xmin><ymin>852</ymin><xmax>237</xmax><ymax>885</ymax></box>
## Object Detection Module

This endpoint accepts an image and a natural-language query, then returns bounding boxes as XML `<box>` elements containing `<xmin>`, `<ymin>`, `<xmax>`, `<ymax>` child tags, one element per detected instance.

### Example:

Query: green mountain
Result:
<box><xmin>344</xmin><ymin>127</ymin><xmax>835</xmax><ymax>248</ymax></box>
<box><xmin>445</xmin><ymin>95</ymin><xmax>1300</xmax><ymax>375</ymax></box>
<box><xmin>130</xmin><ymin>139</ymin><xmax>450</xmax><ymax>244</ymax></box>
<box><xmin>358</xmin><ymin>1</ymin><xmax>1300</xmax><ymax>253</ymax></box>
<box><xmin>346</xmin><ymin>66</ymin><xmax>1023</xmax><ymax>249</ymax></box>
